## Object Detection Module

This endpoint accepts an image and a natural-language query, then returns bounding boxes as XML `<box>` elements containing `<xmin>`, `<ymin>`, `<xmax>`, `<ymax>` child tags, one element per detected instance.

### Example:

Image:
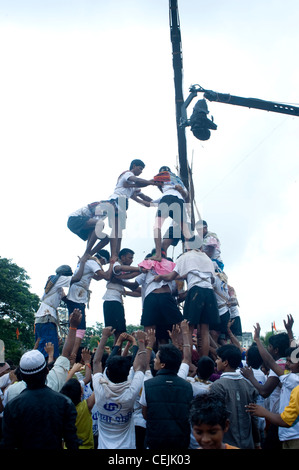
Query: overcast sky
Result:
<box><xmin>1</xmin><ymin>0</ymin><xmax>299</xmax><ymax>339</ymax></box>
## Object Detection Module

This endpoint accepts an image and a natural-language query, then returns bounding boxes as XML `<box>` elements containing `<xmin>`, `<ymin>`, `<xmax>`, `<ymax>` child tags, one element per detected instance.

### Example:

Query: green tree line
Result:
<box><xmin>0</xmin><ymin>257</ymin><xmax>142</xmax><ymax>365</ymax></box>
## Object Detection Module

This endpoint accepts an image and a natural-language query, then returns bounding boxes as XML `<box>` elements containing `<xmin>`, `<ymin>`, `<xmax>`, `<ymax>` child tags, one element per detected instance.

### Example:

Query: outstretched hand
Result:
<box><xmin>245</xmin><ymin>403</ymin><xmax>267</xmax><ymax>418</ymax></box>
<box><xmin>102</xmin><ymin>326</ymin><xmax>116</xmax><ymax>338</ymax></box>
<box><xmin>253</xmin><ymin>323</ymin><xmax>261</xmax><ymax>342</ymax></box>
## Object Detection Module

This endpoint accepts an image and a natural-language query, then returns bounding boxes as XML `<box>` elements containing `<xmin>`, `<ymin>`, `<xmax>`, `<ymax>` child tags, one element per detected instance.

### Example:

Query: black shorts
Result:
<box><xmin>103</xmin><ymin>301</ymin><xmax>126</xmax><ymax>333</ymax></box>
<box><xmin>183</xmin><ymin>286</ymin><xmax>220</xmax><ymax>327</ymax></box>
<box><xmin>67</xmin><ymin>215</ymin><xmax>91</xmax><ymax>241</ymax></box>
<box><xmin>141</xmin><ymin>292</ymin><xmax>183</xmax><ymax>328</ymax></box>
<box><xmin>230</xmin><ymin>315</ymin><xmax>242</xmax><ymax>337</ymax></box>
<box><xmin>97</xmin><ymin>197</ymin><xmax>128</xmax><ymax>232</ymax></box>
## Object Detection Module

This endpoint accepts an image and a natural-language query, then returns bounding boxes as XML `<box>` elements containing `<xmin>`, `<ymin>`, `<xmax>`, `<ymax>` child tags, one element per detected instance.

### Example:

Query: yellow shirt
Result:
<box><xmin>75</xmin><ymin>400</ymin><xmax>94</xmax><ymax>449</ymax></box>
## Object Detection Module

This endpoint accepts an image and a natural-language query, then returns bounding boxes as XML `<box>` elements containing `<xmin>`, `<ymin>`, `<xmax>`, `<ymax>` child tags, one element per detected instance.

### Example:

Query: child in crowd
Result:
<box><xmin>60</xmin><ymin>378</ymin><xmax>95</xmax><ymax>449</ymax></box>
<box><xmin>189</xmin><ymin>392</ymin><xmax>239</xmax><ymax>449</ymax></box>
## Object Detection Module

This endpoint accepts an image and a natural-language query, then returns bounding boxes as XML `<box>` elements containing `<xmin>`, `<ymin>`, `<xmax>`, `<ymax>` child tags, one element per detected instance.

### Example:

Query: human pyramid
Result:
<box><xmin>4</xmin><ymin>159</ymin><xmax>299</xmax><ymax>452</ymax></box>
<box><xmin>34</xmin><ymin>158</ymin><xmax>242</xmax><ymax>363</ymax></box>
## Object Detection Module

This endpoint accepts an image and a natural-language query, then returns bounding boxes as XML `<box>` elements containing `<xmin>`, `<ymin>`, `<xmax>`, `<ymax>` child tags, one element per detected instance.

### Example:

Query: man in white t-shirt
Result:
<box><xmin>150</xmin><ymin>166</ymin><xmax>192</xmax><ymax>262</ymax></box>
<box><xmin>120</xmin><ymin>254</ymin><xmax>183</xmax><ymax>348</ymax></box>
<box><xmin>92</xmin><ymin>327</ymin><xmax>147</xmax><ymax>449</ymax></box>
<box><xmin>95</xmin><ymin>159</ymin><xmax>156</xmax><ymax>258</ymax></box>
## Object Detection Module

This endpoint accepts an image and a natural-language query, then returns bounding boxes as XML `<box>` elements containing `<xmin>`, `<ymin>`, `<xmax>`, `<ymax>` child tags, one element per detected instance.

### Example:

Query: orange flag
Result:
<box><xmin>16</xmin><ymin>328</ymin><xmax>20</xmax><ymax>340</ymax></box>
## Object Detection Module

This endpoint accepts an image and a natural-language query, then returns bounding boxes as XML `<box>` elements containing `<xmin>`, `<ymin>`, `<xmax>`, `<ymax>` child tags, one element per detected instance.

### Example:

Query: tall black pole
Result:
<box><xmin>169</xmin><ymin>0</ymin><xmax>189</xmax><ymax>191</ymax></box>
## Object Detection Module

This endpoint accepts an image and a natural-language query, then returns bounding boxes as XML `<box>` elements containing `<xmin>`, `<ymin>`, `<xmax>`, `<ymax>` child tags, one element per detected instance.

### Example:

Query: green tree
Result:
<box><xmin>0</xmin><ymin>257</ymin><xmax>40</xmax><ymax>364</ymax></box>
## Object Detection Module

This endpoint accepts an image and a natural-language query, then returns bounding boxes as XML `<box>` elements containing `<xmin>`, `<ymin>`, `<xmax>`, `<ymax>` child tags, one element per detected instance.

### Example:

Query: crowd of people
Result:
<box><xmin>1</xmin><ymin>159</ymin><xmax>299</xmax><ymax>450</ymax></box>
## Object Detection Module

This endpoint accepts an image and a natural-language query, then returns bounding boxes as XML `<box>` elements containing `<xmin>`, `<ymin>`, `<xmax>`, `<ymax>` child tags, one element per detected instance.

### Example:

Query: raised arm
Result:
<box><xmin>61</xmin><ymin>309</ymin><xmax>82</xmax><ymax>359</ymax></box>
<box><xmin>113</xmin><ymin>264</ymin><xmax>147</xmax><ymax>274</ymax></box>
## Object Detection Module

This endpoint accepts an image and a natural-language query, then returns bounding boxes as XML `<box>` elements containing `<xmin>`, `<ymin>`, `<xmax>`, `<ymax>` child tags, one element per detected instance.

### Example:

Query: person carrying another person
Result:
<box><xmin>91</xmin><ymin>327</ymin><xmax>148</xmax><ymax>449</ymax></box>
<box><xmin>139</xmin><ymin>321</ymin><xmax>193</xmax><ymax>450</ymax></box>
<box><xmin>189</xmin><ymin>392</ymin><xmax>240</xmax><ymax>449</ymax></box>
<box><xmin>102</xmin><ymin>248</ymin><xmax>147</xmax><ymax>344</ymax></box>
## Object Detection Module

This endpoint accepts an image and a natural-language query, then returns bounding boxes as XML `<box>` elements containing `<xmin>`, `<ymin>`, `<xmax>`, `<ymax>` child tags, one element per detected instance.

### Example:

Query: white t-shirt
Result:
<box><xmin>2</xmin><ymin>381</ymin><xmax>27</xmax><ymax>406</ymax></box>
<box><xmin>186</xmin><ymin>377</ymin><xmax>212</xmax><ymax>396</ymax></box>
<box><xmin>252</xmin><ymin>368</ymin><xmax>267</xmax><ymax>431</ymax></box>
<box><xmin>2</xmin><ymin>356</ymin><xmax>71</xmax><ymax>403</ymax></box>
<box><xmin>108</xmin><ymin>171</ymin><xmax>139</xmax><ymax>201</ymax></box>
<box><xmin>69</xmin><ymin>205</ymin><xmax>93</xmax><ymax>218</ymax></box>
<box><xmin>35</xmin><ymin>275</ymin><xmax>72</xmax><ymax>320</ymax></box>
<box><xmin>132</xmin><ymin>369</ymin><xmax>153</xmax><ymax>429</ymax></box>
<box><xmin>67</xmin><ymin>259</ymin><xmax>102</xmax><ymax>304</ymax></box>
<box><xmin>278</xmin><ymin>372</ymin><xmax>299</xmax><ymax>441</ymax></box>
<box><xmin>102</xmin><ymin>262</ymin><xmax>125</xmax><ymax>303</ymax></box>
<box><xmin>92</xmin><ymin>370</ymin><xmax>145</xmax><ymax>449</ymax></box>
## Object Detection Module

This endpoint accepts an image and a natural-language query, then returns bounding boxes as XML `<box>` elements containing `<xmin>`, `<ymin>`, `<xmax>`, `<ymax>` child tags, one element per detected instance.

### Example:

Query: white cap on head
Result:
<box><xmin>20</xmin><ymin>350</ymin><xmax>47</xmax><ymax>375</ymax></box>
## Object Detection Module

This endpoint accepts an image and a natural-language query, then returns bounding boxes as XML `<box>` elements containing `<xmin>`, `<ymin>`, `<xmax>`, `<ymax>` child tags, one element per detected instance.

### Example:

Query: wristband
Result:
<box><xmin>146</xmin><ymin>346</ymin><xmax>153</xmax><ymax>351</ymax></box>
<box><xmin>69</xmin><ymin>327</ymin><xmax>77</xmax><ymax>330</ymax></box>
